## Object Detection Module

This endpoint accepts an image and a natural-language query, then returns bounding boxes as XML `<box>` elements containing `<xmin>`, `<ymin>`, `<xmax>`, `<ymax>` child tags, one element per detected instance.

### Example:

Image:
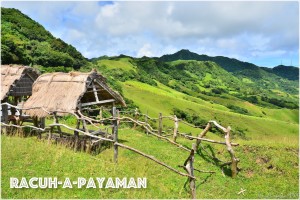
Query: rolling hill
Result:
<box><xmin>1</xmin><ymin>7</ymin><xmax>299</xmax><ymax>199</ymax></box>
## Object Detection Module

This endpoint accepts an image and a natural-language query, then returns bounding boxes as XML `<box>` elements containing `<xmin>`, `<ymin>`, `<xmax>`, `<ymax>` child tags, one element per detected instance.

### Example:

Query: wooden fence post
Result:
<box><xmin>48</xmin><ymin>127</ymin><xmax>53</xmax><ymax>145</ymax></box>
<box><xmin>133</xmin><ymin>108</ymin><xmax>138</xmax><ymax>129</ymax></box>
<box><xmin>158</xmin><ymin>113</ymin><xmax>162</xmax><ymax>136</ymax></box>
<box><xmin>145</xmin><ymin>111</ymin><xmax>148</xmax><ymax>135</ymax></box>
<box><xmin>74</xmin><ymin>119</ymin><xmax>80</xmax><ymax>151</ymax></box>
<box><xmin>225</xmin><ymin>127</ymin><xmax>238</xmax><ymax>178</ymax></box>
<box><xmin>1</xmin><ymin>102</ymin><xmax>8</xmax><ymax>135</ymax></box>
<box><xmin>173</xmin><ymin>115</ymin><xmax>178</xmax><ymax>142</ymax></box>
<box><xmin>117</xmin><ymin>110</ymin><xmax>120</xmax><ymax>126</ymax></box>
<box><xmin>53</xmin><ymin>112</ymin><xmax>62</xmax><ymax>137</ymax></box>
<box><xmin>113</xmin><ymin>107</ymin><xmax>118</xmax><ymax>163</ymax></box>
<box><xmin>99</xmin><ymin>106</ymin><xmax>103</xmax><ymax>125</ymax></box>
<box><xmin>195</xmin><ymin>123</ymin><xmax>211</xmax><ymax>150</ymax></box>
<box><xmin>189</xmin><ymin>143</ymin><xmax>196</xmax><ymax>199</ymax></box>
<box><xmin>184</xmin><ymin>143</ymin><xmax>196</xmax><ymax>199</ymax></box>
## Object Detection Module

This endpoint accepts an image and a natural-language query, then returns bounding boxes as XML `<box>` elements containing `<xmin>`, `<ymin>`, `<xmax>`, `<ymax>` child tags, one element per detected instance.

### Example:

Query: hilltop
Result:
<box><xmin>1</xmin><ymin>8</ymin><xmax>87</xmax><ymax>69</ymax></box>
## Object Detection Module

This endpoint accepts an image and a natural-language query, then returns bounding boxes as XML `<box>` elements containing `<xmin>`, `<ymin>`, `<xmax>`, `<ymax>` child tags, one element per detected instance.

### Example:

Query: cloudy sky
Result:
<box><xmin>2</xmin><ymin>1</ymin><xmax>299</xmax><ymax>67</ymax></box>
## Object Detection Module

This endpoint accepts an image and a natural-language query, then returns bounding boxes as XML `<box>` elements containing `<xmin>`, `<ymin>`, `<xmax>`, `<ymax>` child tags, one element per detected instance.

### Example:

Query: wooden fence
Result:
<box><xmin>1</xmin><ymin>103</ymin><xmax>240</xmax><ymax>198</ymax></box>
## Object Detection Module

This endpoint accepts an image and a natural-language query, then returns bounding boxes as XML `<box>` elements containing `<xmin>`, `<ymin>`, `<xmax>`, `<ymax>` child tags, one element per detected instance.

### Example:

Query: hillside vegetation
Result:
<box><xmin>1</xmin><ymin>8</ymin><xmax>87</xmax><ymax>68</ymax></box>
<box><xmin>1</xmin><ymin>7</ymin><xmax>299</xmax><ymax>199</ymax></box>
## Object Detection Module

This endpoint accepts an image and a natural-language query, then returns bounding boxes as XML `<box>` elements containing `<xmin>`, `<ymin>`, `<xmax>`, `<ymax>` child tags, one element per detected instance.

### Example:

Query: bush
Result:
<box><xmin>172</xmin><ymin>108</ymin><xmax>207</xmax><ymax>126</ymax></box>
<box><xmin>226</xmin><ymin>104</ymin><xmax>250</xmax><ymax>115</ymax></box>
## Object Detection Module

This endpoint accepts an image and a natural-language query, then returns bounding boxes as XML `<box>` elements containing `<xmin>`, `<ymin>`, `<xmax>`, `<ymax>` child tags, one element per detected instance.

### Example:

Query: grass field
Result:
<box><xmin>1</xmin><ymin>128</ymin><xmax>298</xmax><ymax>199</ymax></box>
<box><xmin>1</xmin><ymin>73</ymin><xmax>299</xmax><ymax>199</ymax></box>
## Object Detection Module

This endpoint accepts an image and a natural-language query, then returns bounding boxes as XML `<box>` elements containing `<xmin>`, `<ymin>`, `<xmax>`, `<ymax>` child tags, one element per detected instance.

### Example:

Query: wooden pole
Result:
<box><xmin>180</xmin><ymin>133</ymin><xmax>239</xmax><ymax>146</ymax></box>
<box><xmin>224</xmin><ymin>127</ymin><xmax>238</xmax><ymax>178</ymax></box>
<box><xmin>188</xmin><ymin>144</ymin><xmax>196</xmax><ymax>199</ymax></box>
<box><xmin>40</xmin><ymin>117</ymin><xmax>45</xmax><ymax>129</ymax></box>
<box><xmin>2</xmin><ymin>99</ymin><xmax>9</xmax><ymax>135</ymax></box>
<box><xmin>99</xmin><ymin>106</ymin><xmax>103</xmax><ymax>125</ymax></box>
<box><xmin>53</xmin><ymin>112</ymin><xmax>62</xmax><ymax>137</ymax></box>
<box><xmin>195</xmin><ymin>123</ymin><xmax>211</xmax><ymax>150</ymax></box>
<box><xmin>133</xmin><ymin>108</ymin><xmax>138</xmax><ymax>129</ymax></box>
<box><xmin>48</xmin><ymin>127</ymin><xmax>53</xmax><ymax>145</ymax></box>
<box><xmin>117</xmin><ymin>110</ymin><xmax>120</xmax><ymax>126</ymax></box>
<box><xmin>74</xmin><ymin>119</ymin><xmax>80</xmax><ymax>151</ymax></box>
<box><xmin>158</xmin><ymin>113</ymin><xmax>162</xmax><ymax>136</ymax></box>
<box><xmin>145</xmin><ymin>111</ymin><xmax>148</xmax><ymax>135</ymax></box>
<box><xmin>112</xmin><ymin>106</ymin><xmax>118</xmax><ymax>163</ymax></box>
<box><xmin>173</xmin><ymin>115</ymin><xmax>178</xmax><ymax>142</ymax></box>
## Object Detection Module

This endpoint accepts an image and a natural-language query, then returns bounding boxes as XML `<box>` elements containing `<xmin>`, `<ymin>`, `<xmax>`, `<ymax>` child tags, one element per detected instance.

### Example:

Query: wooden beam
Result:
<box><xmin>112</xmin><ymin>107</ymin><xmax>118</xmax><ymax>163</ymax></box>
<box><xmin>81</xmin><ymin>99</ymin><xmax>115</xmax><ymax>107</ymax></box>
<box><xmin>92</xmin><ymin>82</ymin><xmax>99</xmax><ymax>102</ymax></box>
<box><xmin>85</xmin><ymin>89</ymin><xmax>106</xmax><ymax>93</ymax></box>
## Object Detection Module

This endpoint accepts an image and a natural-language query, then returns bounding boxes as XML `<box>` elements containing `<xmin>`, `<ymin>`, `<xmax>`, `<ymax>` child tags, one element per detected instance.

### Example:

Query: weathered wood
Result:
<box><xmin>2</xmin><ymin>100</ymin><xmax>9</xmax><ymax>134</ymax></box>
<box><xmin>81</xmin><ymin>99</ymin><xmax>115</xmax><ymax>107</ymax></box>
<box><xmin>116</xmin><ymin>142</ymin><xmax>196</xmax><ymax>179</ymax></box>
<box><xmin>112</xmin><ymin>107</ymin><xmax>118</xmax><ymax>163</ymax></box>
<box><xmin>53</xmin><ymin>112</ymin><xmax>62</xmax><ymax>137</ymax></box>
<box><xmin>99</xmin><ymin>106</ymin><xmax>103</xmax><ymax>125</ymax></box>
<box><xmin>82</xmin><ymin>119</ymin><xmax>88</xmax><ymax>133</ymax></box>
<box><xmin>92</xmin><ymin>82</ymin><xmax>99</xmax><ymax>102</ymax></box>
<box><xmin>173</xmin><ymin>115</ymin><xmax>178</xmax><ymax>142</ymax></box>
<box><xmin>117</xmin><ymin>110</ymin><xmax>120</xmax><ymax>126</ymax></box>
<box><xmin>145</xmin><ymin>111</ymin><xmax>148</xmax><ymax>135</ymax></box>
<box><xmin>224</xmin><ymin>127</ymin><xmax>239</xmax><ymax>178</ymax></box>
<box><xmin>74</xmin><ymin>119</ymin><xmax>80</xmax><ymax>151</ymax></box>
<box><xmin>48</xmin><ymin>128</ymin><xmax>53</xmax><ymax>145</ymax></box>
<box><xmin>182</xmin><ymin>143</ymin><xmax>196</xmax><ymax>199</ymax></box>
<box><xmin>195</xmin><ymin>123</ymin><xmax>211</xmax><ymax>150</ymax></box>
<box><xmin>158</xmin><ymin>113</ymin><xmax>162</xmax><ymax>136</ymax></box>
<box><xmin>133</xmin><ymin>108</ymin><xmax>138</xmax><ymax>129</ymax></box>
<box><xmin>179</xmin><ymin>133</ymin><xmax>239</xmax><ymax>146</ymax></box>
<box><xmin>40</xmin><ymin>117</ymin><xmax>45</xmax><ymax>129</ymax></box>
<box><xmin>189</xmin><ymin>143</ymin><xmax>196</xmax><ymax>199</ymax></box>
<box><xmin>118</xmin><ymin>116</ymin><xmax>190</xmax><ymax>152</ymax></box>
<box><xmin>86</xmin><ymin>139</ymin><xmax>92</xmax><ymax>154</ymax></box>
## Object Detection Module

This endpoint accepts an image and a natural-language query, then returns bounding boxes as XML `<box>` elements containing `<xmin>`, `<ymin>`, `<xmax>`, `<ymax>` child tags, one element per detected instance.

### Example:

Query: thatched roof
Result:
<box><xmin>1</xmin><ymin>65</ymin><xmax>39</xmax><ymax>100</ymax></box>
<box><xmin>23</xmin><ymin>70</ymin><xmax>126</xmax><ymax>117</ymax></box>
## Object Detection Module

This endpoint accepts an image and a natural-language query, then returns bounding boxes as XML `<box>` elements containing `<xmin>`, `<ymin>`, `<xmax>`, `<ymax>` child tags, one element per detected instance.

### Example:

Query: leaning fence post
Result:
<box><xmin>173</xmin><ymin>115</ymin><xmax>178</xmax><ymax>142</ymax></box>
<box><xmin>189</xmin><ymin>143</ymin><xmax>196</xmax><ymax>199</ymax></box>
<box><xmin>225</xmin><ymin>126</ymin><xmax>238</xmax><ymax>178</ymax></box>
<box><xmin>158</xmin><ymin>113</ymin><xmax>162</xmax><ymax>136</ymax></box>
<box><xmin>113</xmin><ymin>107</ymin><xmax>118</xmax><ymax>163</ymax></box>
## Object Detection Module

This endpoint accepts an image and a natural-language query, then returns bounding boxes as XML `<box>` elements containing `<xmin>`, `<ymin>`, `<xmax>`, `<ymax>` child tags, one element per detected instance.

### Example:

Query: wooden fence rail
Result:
<box><xmin>1</xmin><ymin>103</ymin><xmax>241</xmax><ymax>198</ymax></box>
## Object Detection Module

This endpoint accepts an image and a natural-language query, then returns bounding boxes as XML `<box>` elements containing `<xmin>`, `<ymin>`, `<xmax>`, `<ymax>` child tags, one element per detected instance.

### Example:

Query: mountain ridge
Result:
<box><xmin>159</xmin><ymin>49</ymin><xmax>299</xmax><ymax>81</ymax></box>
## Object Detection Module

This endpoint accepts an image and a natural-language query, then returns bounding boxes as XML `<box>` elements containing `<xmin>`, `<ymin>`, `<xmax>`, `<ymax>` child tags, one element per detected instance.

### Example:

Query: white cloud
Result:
<box><xmin>137</xmin><ymin>44</ymin><xmax>153</xmax><ymax>57</ymax></box>
<box><xmin>1</xmin><ymin>1</ymin><xmax>299</xmax><ymax>67</ymax></box>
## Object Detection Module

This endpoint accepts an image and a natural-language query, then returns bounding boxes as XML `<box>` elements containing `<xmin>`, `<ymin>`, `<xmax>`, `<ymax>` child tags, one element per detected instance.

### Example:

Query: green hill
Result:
<box><xmin>1</xmin><ymin>8</ymin><xmax>299</xmax><ymax>199</ymax></box>
<box><xmin>159</xmin><ymin>49</ymin><xmax>299</xmax><ymax>86</ymax></box>
<box><xmin>1</xmin><ymin>8</ymin><xmax>87</xmax><ymax>68</ymax></box>
<box><xmin>262</xmin><ymin>65</ymin><xmax>299</xmax><ymax>81</ymax></box>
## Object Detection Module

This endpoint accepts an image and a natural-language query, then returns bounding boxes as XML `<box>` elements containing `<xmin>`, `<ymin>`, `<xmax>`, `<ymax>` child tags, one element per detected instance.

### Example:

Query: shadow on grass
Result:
<box><xmin>197</xmin><ymin>144</ymin><xmax>232</xmax><ymax>177</ymax></box>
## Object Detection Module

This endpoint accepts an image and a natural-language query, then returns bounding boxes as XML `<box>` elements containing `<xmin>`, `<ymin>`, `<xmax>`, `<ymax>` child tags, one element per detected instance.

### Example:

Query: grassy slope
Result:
<box><xmin>1</xmin><ymin>58</ymin><xmax>299</xmax><ymax>199</ymax></box>
<box><xmin>2</xmin><ymin>131</ymin><xmax>298</xmax><ymax>199</ymax></box>
<box><xmin>122</xmin><ymin>81</ymin><xmax>298</xmax><ymax>147</ymax></box>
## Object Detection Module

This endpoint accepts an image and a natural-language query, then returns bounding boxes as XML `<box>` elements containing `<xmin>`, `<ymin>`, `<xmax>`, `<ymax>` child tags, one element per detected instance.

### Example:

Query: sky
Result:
<box><xmin>2</xmin><ymin>1</ymin><xmax>299</xmax><ymax>67</ymax></box>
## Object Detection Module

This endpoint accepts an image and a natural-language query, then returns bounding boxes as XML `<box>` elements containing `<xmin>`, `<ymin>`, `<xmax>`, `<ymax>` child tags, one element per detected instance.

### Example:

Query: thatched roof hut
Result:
<box><xmin>23</xmin><ymin>70</ymin><xmax>126</xmax><ymax>117</ymax></box>
<box><xmin>1</xmin><ymin>65</ymin><xmax>39</xmax><ymax>101</ymax></box>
